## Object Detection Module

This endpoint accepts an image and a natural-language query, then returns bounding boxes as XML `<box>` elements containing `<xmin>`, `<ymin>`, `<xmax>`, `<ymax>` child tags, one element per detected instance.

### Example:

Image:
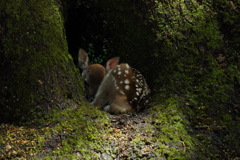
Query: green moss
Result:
<box><xmin>150</xmin><ymin>94</ymin><xmax>239</xmax><ymax>159</ymax></box>
<box><xmin>43</xmin><ymin>105</ymin><xmax>110</xmax><ymax>159</ymax></box>
<box><xmin>0</xmin><ymin>0</ymin><xmax>84</xmax><ymax>124</ymax></box>
<box><xmin>0</xmin><ymin>104</ymin><xmax>111</xmax><ymax>159</ymax></box>
<box><xmin>151</xmin><ymin>91</ymin><xmax>240</xmax><ymax>159</ymax></box>
<box><xmin>149</xmin><ymin>97</ymin><xmax>200</xmax><ymax>159</ymax></box>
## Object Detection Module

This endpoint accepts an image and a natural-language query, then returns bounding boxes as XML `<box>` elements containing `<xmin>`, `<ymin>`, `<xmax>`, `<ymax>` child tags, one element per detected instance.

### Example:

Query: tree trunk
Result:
<box><xmin>0</xmin><ymin>0</ymin><xmax>84</xmax><ymax>124</ymax></box>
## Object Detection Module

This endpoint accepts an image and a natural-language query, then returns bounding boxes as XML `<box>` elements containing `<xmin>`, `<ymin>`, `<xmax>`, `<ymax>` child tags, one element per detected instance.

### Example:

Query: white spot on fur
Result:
<box><xmin>125</xmin><ymin>85</ymin><xmax>130</xmax><ymax>90</ymax></box>
<box><xmin>136</xmin><ymin>92</ymin><xmax>139</xmax><ymax>96</ymax></box>
<box><xmin>119</xmin><ymin>90</ymin><xmax>125</xmax><ymax>95</ymax></box>
<box><xmin>124</xmin><ymin>79</ymin><xmax>130</xmax><ymax>84</ymax></box>
<box><xmin>125</xmin><ymin>64</ymin><xmax>129</xmax><ymax>68</ymax></box>
<box><xmin>118</xmin><ymin>71</ymin><xmax>121</xmax><ymax>75</ymax></box>
<box><xmin>125</xmin><ymin>69</ymin><xmax>129</xmax><ymax>74</ymax></box>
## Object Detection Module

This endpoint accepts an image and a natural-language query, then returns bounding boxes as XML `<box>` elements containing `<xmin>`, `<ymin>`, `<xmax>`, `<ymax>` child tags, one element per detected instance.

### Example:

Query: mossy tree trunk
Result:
<box><xmin>0</xmin><ymin>0</ymin><xmax>84</xmax><ymax>124</ymax></box>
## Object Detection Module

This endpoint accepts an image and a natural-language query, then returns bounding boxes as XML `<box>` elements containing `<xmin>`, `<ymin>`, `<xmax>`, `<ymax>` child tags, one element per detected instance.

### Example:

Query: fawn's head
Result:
<box><xmin>78</xmin><ymin>48</ymin><xmax>119</xmax><ymax>101</ymax></box>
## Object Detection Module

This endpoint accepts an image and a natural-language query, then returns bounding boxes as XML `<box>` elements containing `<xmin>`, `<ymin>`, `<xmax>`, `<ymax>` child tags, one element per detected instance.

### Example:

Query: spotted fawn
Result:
<box><xmin>78</xmin><ymin>48</ymin><xmax>151</xmax><ymax>114</ymax></box>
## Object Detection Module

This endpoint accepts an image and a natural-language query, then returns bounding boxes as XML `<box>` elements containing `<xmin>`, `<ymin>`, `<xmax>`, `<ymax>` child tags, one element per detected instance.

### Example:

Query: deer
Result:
<box><xmin>78</xmin><ymin>48</ymin><xmax>151</xmax><ymax>114</ymax></box>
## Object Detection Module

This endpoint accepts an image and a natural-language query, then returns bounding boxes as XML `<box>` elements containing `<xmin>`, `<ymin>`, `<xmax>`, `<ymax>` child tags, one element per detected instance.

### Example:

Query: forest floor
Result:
<box><xmin>1</xmin><ymin>103</ymin><xmax>240</xmax><ymax>159</ymax></box>
<box><xmin>0</xmin><ymin>108</ymin><xmax>161</xmax><ymax>160</ymax></box>
<box><xmin>100</xmin><ymin>110</ymin><xmax>160</xmax><ymax>159</ymax></box>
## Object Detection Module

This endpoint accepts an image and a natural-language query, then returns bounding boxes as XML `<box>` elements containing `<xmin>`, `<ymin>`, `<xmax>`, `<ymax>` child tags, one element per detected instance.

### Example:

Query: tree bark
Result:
<box><xmin>0</xmin><ymin>0</ymin><xmax>84</xmax><ymax>124</ymax></box>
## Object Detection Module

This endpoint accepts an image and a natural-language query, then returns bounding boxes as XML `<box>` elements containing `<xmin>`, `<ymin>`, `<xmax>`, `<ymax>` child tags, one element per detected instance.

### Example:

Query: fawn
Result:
<box><xmin>78</xmin><ymin>48</ymin><xmax>151</xmax><ymax>114</ymax></box>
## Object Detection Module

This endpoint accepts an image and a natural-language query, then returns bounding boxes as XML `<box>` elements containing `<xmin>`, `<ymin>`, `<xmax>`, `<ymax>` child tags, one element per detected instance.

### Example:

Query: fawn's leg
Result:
<box><xmin>103</xmin><ymin>95</ymin><xmax>134</xmax><ymax>114</ymax></box>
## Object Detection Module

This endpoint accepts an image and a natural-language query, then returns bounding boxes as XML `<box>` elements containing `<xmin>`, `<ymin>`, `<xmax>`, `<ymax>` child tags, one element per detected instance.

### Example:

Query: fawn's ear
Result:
<box><xmin>105</xmin><ymin>57</ymin><xmax>119</xmax><ymax>73</ymax></box>
<box><xmin>78</xmin><ymin>48</ymin><xmax>90</xmax><ymax>70</ymax></box>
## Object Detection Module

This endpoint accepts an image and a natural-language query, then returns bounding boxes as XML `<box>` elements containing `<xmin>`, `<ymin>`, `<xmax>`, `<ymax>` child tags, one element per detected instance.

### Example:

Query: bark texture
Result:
<box><xmin>0</xmin><ymin>0</ymin><xmax>84</xmax><ymax>124</ymax></box>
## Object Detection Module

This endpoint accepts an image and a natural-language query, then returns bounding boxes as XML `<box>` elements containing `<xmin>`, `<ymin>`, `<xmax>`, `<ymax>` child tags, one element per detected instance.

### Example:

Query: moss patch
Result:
<box><xmin>150</xmin><ymin>92</ymin><xmax>240</xmax><ymax>159</ymax></box>
<box><xmin>0</xmin><ymin>104</ymin><xmax>110</xmax><ymax>159</ymax></box>
<box><xmin>149</xmin><ymin>97</ymin><xmax>200</xmax><ymax>159</ymax></box>
<box><xmin>0</xmin><ymin>0</ymin><xmax>84</xmax><ymax>125</ymax></box>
